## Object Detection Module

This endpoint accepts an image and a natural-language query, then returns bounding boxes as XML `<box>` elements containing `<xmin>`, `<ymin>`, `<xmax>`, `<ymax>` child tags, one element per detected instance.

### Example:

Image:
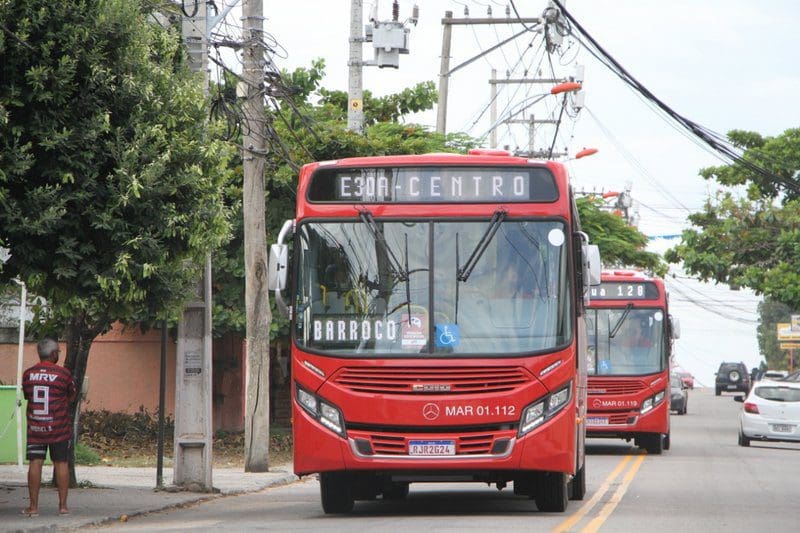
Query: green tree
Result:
<box><xmin>0</xmin><ymin>0</ymin><xmax>233</xmax><ymax>483</ymax></box>
<box><xmin>576</xmin><ymin>196</ymin><xmax>666</xmax><ymax>276</ymax></box>
<box><xmin>209</xmin><ymin>60</ymin><xmax>475</xmax><ymax>337</ymax></box>
<box><xmin>664</xmin><ymin>128</ymin><xmax>800</xmax><ymax>310</ymax></box>
<box><xmin>756</xmin><ymin>298</ymin><xmax>794</xmax><ymax>370</ymax></box>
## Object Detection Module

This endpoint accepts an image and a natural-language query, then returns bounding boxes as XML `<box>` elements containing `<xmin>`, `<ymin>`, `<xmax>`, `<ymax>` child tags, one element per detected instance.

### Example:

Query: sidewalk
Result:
<box><xmin>0</xmin><ymin>462</ymin><xmax>297</xmax><ymax>532</ymax></box>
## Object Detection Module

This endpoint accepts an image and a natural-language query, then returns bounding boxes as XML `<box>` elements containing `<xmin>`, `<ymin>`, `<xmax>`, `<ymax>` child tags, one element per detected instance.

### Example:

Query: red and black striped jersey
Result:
<box><xmin>22</xmin><ymin>361</ymin><xmax>77</xmax><ymax>444</ymax></box>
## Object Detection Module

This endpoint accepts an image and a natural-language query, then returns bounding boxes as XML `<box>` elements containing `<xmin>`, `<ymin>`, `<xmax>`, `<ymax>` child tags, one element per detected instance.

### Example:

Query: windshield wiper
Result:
<box><xmin>359</xmin><ymin>210</ymin><xmax>409</xmax><ymax>281</ymax></box>
<box><xmin>609</xmin><ymin>303</ymin><xmax>634</xmax><ymax>338</ymax></box>
<box><xmin>457</xmin><ymin>209</ymin><xmax>506</xmax><ymax>282</ymax></box>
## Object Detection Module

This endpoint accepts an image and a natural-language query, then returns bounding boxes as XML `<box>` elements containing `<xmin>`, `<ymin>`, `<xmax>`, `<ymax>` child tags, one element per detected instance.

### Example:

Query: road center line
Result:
<box><xmin>552</xmin><ymin>454</ymin><xmax>633</xmax><ymax>533</ymax></box>
<box><xmin>581</xmin><ymin>453</ymin><xmax>646</xmax><ymax>533</ymax></box>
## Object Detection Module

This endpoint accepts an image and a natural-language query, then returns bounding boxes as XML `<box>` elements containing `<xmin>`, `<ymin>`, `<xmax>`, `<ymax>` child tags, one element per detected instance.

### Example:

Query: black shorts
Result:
<box><xmin>26</xmin><ymin>440</ymin><xmax>71</xmax><ymax>462</ymax></box>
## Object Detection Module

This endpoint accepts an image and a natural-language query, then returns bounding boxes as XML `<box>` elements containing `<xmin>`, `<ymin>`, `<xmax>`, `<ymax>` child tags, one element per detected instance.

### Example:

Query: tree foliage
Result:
<box><xmin>209</xmin><ymin>59</ymin><xmax>475</xmax><ymax>338</ymax></box>
<box><xmin>576</xmin><ymin>196</ymin><xmax>666</xmax><ymax>276</ymax></box>
<box><xmin>665</xmin><ymin>128</ymin><xmax>800</xmax><ymax>311</ymax></box>
<box><xmin>756</xmin><ymin>298</ymin><xmax>794</xmax><ymax>371</ymax></box>
<box><xmin>0</xmin><ymin>0</ymin><xmax>234</xmax><ymax>482</ymax></box>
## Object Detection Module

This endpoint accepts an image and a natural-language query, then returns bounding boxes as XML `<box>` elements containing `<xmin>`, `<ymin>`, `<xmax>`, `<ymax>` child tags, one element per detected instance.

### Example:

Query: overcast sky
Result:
<box><xmin>244</xmin><ymin>0</ymin><xmax>800</xmax><ymax>385</ymax></box>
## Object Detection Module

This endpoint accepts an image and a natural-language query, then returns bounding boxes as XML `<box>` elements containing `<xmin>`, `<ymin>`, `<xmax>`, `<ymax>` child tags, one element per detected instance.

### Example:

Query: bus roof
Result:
<box><xmin>295</xmin><ymin>152</ymin><xmax>573</xmax><ymax>219</ymax></box>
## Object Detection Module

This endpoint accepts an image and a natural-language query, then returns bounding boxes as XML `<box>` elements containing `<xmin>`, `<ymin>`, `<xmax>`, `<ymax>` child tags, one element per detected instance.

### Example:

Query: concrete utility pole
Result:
<box><xmin>241</xmin><ymin>0</ymin><xmax>272</xmax><ymax>472</ymax></box>
<box><xmin>436</xmin><ymin>12</ymin><xmax>542</xmax><ymax>135</ymax></box>
<box><xmin>489</xmin><ymin>75</ymin><xmax>564</xmax><ymax>150</ymax></box>
<box><xmin>348</xmin><ymin>0</ymin><xmax>365</xmax><ymax>132</ymax></box>
<box><xmin>176</xmin><ymin>0</ymin><xmax>214</xmax><ymax>491</ymax></box>
<box><xmin>347</xmin><ymin>0</ymin><xmax>416</xmax><ymax>132</ymax></box>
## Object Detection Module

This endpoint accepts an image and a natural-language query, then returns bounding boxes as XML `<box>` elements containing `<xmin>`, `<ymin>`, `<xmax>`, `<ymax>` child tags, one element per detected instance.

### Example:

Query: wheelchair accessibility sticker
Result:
<box><xmin>435</xmin><ymin>324</ymin><xmax>461</xmax><ymax>348</ymax></box>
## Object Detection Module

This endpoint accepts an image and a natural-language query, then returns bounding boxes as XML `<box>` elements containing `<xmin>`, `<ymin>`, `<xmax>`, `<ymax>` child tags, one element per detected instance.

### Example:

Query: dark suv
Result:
<box><xmin>715</xmin><ymin>362</ymin><xmax>750</xmax><ymax>396</ymax></box>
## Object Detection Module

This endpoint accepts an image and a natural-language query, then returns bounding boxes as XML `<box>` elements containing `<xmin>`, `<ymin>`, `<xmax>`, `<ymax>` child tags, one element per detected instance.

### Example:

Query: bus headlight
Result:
<box><xmin>519</xmin><ymin>382</ymin><xmax>572</xmax><ymax>437</ymax></box>
<box><xmin>640</xmin><ymin>397</ymin><xmax>654</xmax><ymax>414</ymax></box>
<box><xmin>295</xmin><ymin>383</ymin><xmax>346</xmax><ymax>437</ymax></box>
<box><xmin>640</xmin><ymin>390</ymin><xmax>666</xmax><ymax>415</ymax></box>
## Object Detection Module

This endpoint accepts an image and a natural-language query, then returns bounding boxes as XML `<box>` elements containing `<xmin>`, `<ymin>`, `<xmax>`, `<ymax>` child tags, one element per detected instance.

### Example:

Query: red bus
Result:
<box><xmin>584</xmin><ymin>270</ymin><xmax>680</xmax><ymax>453</ymax></box>
<box><xmin>269</xmin><ymin>150</ymin><xmax>600</xmax><ymax>513</ymax></box>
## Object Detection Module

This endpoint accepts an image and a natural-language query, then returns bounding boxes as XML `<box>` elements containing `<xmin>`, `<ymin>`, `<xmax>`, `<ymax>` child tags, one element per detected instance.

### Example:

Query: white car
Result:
<box><xmin>736</xmin><ymin>381</ymin><xmax>800</xmax><ymax>446</ymax></box>
<box><xmin>761</xmin><ymin>370</ymin><xmax>789</xmax><ymax>380</ymax></box>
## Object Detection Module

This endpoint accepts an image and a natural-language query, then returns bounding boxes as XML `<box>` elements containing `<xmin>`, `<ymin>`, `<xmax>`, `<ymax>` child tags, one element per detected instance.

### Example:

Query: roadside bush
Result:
<box><xmin>75</xmin><ymin>442</ymin><xmax>101</xmax><ymax>465</ymax></box>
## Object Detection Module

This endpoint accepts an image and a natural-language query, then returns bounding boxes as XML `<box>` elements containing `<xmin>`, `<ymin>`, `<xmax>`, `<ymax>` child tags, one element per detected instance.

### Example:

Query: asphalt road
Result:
<box><xmin>110</xmin><ymin>388</ymin><xmax>800</xmax><ymax>532</ymax></box>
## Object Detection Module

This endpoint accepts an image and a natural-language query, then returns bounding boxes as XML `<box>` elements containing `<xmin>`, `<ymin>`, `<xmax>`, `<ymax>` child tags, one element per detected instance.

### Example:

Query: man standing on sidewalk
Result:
<box><xmin>21</xmin><ymin>337</ymin><xmax>78</xmax><ymax>517</ymax></box>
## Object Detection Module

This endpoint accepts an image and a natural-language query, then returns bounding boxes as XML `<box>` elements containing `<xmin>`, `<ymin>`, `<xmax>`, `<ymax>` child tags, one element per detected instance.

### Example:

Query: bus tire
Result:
<box><xmin>320</xmin><ymin>472</ymin><xmax>354</xmax><ymax>514</ymax></box>
<box><xmin>663</xmin><ymin>431</ymin><xmax>671</xmax><ymax>451</ymax></box>
<box><xmin>569</xmin><ymin>463</ymin><xmax>586</xmax><ymax>501</ymax></box>
<box><xmin>535</xmin><ymin>472</ymin><xmax>569</xmax><ymax>512</ymax></box>
<box><xmin>642</xmin><ymin>433</ymin><xmax>663</xmax><ymax>455</ymax></box>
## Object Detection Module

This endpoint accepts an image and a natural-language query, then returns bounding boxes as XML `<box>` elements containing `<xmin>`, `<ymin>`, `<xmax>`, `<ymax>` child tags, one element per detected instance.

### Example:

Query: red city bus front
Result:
<box><xmin>585</xmin><ymin>271</ymin><xmax>678</xmax><ymax>454</ymax></box>
<box><xmin>272</xmin><ymin>152</ymin><xmax>597</xmax><ymax>513</ymax></box>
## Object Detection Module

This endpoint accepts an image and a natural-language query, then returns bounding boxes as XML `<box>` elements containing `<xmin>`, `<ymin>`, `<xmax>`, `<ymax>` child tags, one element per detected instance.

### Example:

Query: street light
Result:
<box><xmin>575</xmin><ymin>147</ymin><xmax>598</xmax><ymax>159</ymax></box>
<box><xmin>12</xmin><ymin>278</ymin><xmax>26</xmax><ymax>469</ymax></box>
<box><xmin>480</xmin><ymin>81</ymin><xmax>583</xmax><ymax>142</ymax></box>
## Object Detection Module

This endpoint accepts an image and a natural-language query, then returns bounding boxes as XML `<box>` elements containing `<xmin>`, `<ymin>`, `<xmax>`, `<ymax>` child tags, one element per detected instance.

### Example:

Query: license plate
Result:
<box><xmin>727</xmin><ymin>385</ymin><xmax>737</xmax><ymax>389</ymax></box>
<box><xmin>587</xmin><ymin>416</ymin><xmax>609</xmax><ymax>426</ymax></box>
<box><xmin>771</xmin><ymin>424</ymin><xmax>794</xmax><ymax>433</ymax></box>
<box><xmin>408</xmin><ymin>440</ymin><xmax>456</xmax><ymax>456</ymax></box>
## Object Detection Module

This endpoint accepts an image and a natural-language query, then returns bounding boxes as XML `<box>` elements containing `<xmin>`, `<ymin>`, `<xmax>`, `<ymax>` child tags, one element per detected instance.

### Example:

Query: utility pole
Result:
<box><xmin>436</xmin><ymin>11</ymin><xmax>453</xmax><ymax>135</ymax></box>
<box><xmin>348</xmin><ymin>0</ymin><xmax>417</xmax><ymax>132</ymax></box>
<box><xmin>241</xmin><ymin>0</ymin><xmax>272</xmax><ymax>473</ymax></box>
<box><xmin>435</xmin><ymin>11</ymin><xmax>542</xmax><ymax>135</ymax></box>
<box><xmin>176</xmin><ymin>0</ymin><xmax>213</xmax><ymax>492</ymax></box>
<box><xmin>348</xmin><ymin>0</ymin><xmax>364</xmax><ymax>131</ymax></box>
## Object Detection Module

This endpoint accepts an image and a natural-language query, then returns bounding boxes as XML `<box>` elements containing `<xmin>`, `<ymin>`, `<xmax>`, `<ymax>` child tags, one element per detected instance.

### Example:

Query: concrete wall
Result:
<box><xmin>0</xmin><ymin>324</ymin><xmax>248</xmax><ymax>432</ymax></box>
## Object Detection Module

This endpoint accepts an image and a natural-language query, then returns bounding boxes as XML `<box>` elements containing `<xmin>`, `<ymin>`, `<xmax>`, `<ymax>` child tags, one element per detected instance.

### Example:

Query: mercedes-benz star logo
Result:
<box><xmin>422</xmin><ymin>403</ymin><xmax>440</xmax><ymax>421</ymax></box>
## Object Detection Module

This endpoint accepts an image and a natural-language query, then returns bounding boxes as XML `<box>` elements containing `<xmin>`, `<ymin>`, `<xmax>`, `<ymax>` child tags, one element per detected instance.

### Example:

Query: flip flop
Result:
<box><xmin>21</xmin><ymin>508</ymin><xmax>39</xmax><ymax>517</ymax></box>
<box><xmin>59</xmin><ymin>509</ymin><xmax>71</xmax><ymax>516</ymax></box>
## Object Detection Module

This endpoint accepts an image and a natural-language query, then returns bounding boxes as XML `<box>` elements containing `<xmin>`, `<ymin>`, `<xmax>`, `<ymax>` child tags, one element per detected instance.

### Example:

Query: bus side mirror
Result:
<box><xmin>268</xmin><ymin>244</ymin><xmax>288</xmax><ymax>291</ymax></box>
<box><xmin>586</xmin><ymin>244</ymin><xmax>601</xmax><ymax>286</ymax></box>
<box><xmin>669</xmin><ymin>315</ymin><xmax>681</xmax><ymax>340</ymax></box>
<box><xmin>269</xmin><ymin>218</ymin><xmax>295</xmax><ymax>318</ymax></box>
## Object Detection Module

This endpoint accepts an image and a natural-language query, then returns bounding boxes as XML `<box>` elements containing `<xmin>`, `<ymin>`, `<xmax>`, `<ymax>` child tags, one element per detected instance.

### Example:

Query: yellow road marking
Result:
<box><xmin>581</xmin><ymin>453</ymin><xmax>646</xmax><ymax>533</ymax></box>
<box><xmin>552</xmin><ymin>454</ymin><xmax>633</xmax><ymax>533</ymax></box>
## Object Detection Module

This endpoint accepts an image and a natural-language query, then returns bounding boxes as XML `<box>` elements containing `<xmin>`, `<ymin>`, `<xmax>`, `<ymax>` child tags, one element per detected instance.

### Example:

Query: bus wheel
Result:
<box><xmin>535</xmin><ymin>472</ymin><xmax>569</xmax><ymax>512</ymax></box>
<box><xmin>320</xmin><ymin>472</ymin><xmax>354</xmax><ymax>514</ymax></box>
<box><xmin>382</xmin><ymin>482</ymin><xmax>409</xmax><ymax>500</ymax></box>
<box><xmin>663</xmin><ymin>431</ymin><xmax>671</xmax><ymax>451</ymax></box>
<box><xmin>641</xmin><ymin>433</ymin><xmax>663</xmax><ymax>455</ymax></box>
<box><xmin>569</xmin><ymin>464</ymin><xmax>586</xmax><ymax>501</ymax></box>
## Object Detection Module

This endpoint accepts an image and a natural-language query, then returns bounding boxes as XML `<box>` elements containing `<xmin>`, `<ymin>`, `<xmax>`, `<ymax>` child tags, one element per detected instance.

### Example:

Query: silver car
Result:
<box><xmin>670</xmin><ymin>374</ymin><xmax>688</xmax><ymax>415</ymax></box>
<box><xmin>736</xmin><ymin>381</ymin><xmax>800</xmax><ymax>446</ymax></box>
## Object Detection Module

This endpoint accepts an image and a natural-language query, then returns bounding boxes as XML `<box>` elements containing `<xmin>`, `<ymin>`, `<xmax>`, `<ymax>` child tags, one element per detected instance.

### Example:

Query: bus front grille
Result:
<box><xmin>349</xmin><ymin>428</ymin><xmax>515</xmax><ymax>456</ymax></box>
<box><xmin>587</xmin><ymin>378</ymin><xmax>647</xmax><ymax>395</ymax></box>
<box><xmin>334</xmin><ymin>366</ymin><xmax>530</xmax><ymax>395</ymax></box>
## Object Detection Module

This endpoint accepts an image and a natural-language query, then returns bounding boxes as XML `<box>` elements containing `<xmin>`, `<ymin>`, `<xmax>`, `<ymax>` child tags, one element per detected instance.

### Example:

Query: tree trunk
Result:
<box><xmin>61</xmin><ymin>312</ymin><xmax>105</xmax><ymax>488</ymax></box>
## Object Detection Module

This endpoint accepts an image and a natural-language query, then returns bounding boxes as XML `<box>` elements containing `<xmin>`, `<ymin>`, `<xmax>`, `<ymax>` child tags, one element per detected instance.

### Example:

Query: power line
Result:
<box><xmin>551</xmin><ymin>0</ymin><xmax>800</xmax><ymax>195</ymax></box>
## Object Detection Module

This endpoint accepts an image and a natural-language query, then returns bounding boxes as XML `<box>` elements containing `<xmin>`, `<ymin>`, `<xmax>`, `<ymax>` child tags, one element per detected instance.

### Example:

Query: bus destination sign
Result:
<box><xmin>590</xmin><ymin>282</ymin><xmax>659</xmax><ymax>300</ymax></box>
<box><xmin>308</xmin><ymin>166</ymin><xmax>558</xmax><ymax>203</ymax></box>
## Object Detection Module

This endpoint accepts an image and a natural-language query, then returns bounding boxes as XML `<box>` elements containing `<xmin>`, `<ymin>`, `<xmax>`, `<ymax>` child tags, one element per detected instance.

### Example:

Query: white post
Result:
<box><xmin>14</xmin><ymin>280</ymin><xmax>26</xmax><ymax>469</ymax></box>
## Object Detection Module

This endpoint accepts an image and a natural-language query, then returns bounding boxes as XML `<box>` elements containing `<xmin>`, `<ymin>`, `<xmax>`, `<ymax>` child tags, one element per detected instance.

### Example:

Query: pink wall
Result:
<box><xmin>0</xmin><ymin>324</ymin><xmax>246</xmax><ymax>431</ymax></box>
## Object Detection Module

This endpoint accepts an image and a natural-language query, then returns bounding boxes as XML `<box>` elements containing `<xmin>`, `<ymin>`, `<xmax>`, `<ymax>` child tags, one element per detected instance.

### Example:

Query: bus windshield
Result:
<box><xmin>586</xmin><ymin>308</ymin><xmax>665</xmax><ymax>375</ymax></box>
<box><xmin>293</xmin><ymin>218</ymin><xmax>572</xmax><ymax>357</ymax></box>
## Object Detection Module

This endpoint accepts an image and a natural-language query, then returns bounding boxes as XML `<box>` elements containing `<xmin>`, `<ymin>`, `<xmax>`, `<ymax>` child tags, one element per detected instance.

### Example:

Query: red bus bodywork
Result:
<box><xmin>280</xmin><ymin>152</ymin><xmax>591</xmax><ymax>512</ymax></box>
<box><xmin>585</xmin><ymin>270</ymin><xmax>673</xmax><ymax>454</ymax></box>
